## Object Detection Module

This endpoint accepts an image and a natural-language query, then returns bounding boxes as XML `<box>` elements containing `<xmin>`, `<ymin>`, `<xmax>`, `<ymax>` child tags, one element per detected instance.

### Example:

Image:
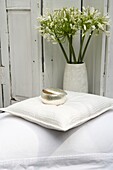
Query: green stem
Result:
<box><xmin>67</xmin><ymin>35</ymin><xmax>76</xmax><ymax>63</ymax></box>
<box><xmin>78</xmin><ymin>35</ymin><xmax>85</xmax><ymax>63</ymax></box>
<box><xmin>57</xmin><ymin>37</ymin><xmax>69</xmax><ymax>63</ymax></box>
<box><xmin>69</xmin><ymin>35</ymin><xmax>72</xmax><ymax>63</ymax></box>
<box><xmin>81</xmin><ymin>31</ymin><xmax>93</xmax><ymax>62</ymax></box>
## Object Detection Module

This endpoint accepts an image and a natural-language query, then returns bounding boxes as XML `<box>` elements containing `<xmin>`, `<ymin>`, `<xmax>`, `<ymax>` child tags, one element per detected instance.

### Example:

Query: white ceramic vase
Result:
<box><xmin>63</xmin><ymin>63</ymin><xmax>88</xmax><ymax>93</ymax></box>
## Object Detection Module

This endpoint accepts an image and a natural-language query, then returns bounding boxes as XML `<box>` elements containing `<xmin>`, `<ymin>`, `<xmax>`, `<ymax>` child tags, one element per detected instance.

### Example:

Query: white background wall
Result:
<box><xmin>0</xmin><ymin>0</ymin><xmax>113</xmax><ymax>107</ymax></box>
<box><xmin>104</xmin><ymin>0</ymin><xmax>113</xmax><ymax>98</ymax></box>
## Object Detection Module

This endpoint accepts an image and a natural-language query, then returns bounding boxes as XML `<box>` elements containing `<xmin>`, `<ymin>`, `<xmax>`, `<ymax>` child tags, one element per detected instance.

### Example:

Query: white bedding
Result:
<box><xmin>0</xmin><ymin>110</ymin><xmax>113</xmax><ymax>170</ymax></box>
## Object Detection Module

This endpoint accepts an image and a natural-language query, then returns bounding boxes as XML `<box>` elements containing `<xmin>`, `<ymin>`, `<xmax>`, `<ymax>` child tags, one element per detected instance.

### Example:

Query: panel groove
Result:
<box><xmin>6</xmin><ymin>9</ymin><xmax>12</xmax><ymax>101</ymax></box>
<box><xmin>107</xmin><ymin>0</ymin><xmax>109</xmax><ymax>12</ymax></box>
<box><xmin>80</xmin><ymin>0</ymin><xmax>83</xmax><ymax>60</ymax></box>
<box><xmin>0</xmin><ymin>39</ymin><xmax>2</xmax><ymax>66</ymax></box>
<box><xmin>6</xmin><ymin>7</ymin><xmax>31</xmax><ymax>11</ymax></box>
<box><xmin>81</xmin><ymin>0</ymin><xmax>83</xmax><ymax>10</ymax></box>
<box><xmin>1</xmin><ymin>84</ymin><xmax>4</xmax><ymax>107</ymax></box>
<box><xmin>41</xmin><ymin>0</ymin><xmax>44</xmax><ymax>73</ymax></box>
<box><xmin>5</xmin><ymin>0</ymin><xmax>7</xmax><ymax>8</ymax></box>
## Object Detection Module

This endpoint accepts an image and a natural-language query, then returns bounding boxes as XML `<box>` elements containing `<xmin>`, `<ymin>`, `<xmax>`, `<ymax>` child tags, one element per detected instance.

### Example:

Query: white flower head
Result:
<box><xmin>83</xmin><ymin>25</ymin><xmax>86</xmax><ymax>30</ymax></box>
<box><xmin>91</xmin><ymin>25</ymin><xmax>96</xmax><ymax>30</ymax></box>
<box><xmin>90</xmin><ymin>7</ymin><xmax>95</xmax><ymax>15</ymax></box>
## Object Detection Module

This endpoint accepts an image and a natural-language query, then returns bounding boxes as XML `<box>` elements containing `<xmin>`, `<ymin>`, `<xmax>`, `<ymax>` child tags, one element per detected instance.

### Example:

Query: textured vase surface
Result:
<box><xmin>63</xmin><ymin>63</ymin><xmax>88</xmax><ymax>93</ymax></box>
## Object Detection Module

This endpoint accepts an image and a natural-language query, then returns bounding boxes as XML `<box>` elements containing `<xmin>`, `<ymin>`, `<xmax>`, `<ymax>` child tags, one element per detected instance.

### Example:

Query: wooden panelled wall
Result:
<box><xmin>0</xmin><ymin>0</ymin><xmax>113</xmax><ymax>107</ymax></box>
<box><xmin>0</xmin><ymin>0</ymin><xmax>41</xmax><ymax>106</ymax></box>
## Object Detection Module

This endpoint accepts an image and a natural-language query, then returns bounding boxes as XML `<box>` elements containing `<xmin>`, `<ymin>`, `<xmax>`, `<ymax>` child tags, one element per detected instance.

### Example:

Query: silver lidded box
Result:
<box><xmin>40</xmin><ymin>88</ymin><xmax>67</xmax><ymax>105</ymax></box>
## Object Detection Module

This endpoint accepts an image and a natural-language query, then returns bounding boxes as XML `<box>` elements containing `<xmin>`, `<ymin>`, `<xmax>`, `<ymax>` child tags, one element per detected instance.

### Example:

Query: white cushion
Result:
<box><xmin>1</xmin><ymin>91</ymin><xmax>113</xmax><ymax>131</ymax></box>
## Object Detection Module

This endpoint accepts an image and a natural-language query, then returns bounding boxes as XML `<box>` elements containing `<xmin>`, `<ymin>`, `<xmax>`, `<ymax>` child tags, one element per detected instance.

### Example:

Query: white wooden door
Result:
<box><xmin>0</xmin><ymin>0</ymin><xmax>41</xmax><ymax>106</ymax></box>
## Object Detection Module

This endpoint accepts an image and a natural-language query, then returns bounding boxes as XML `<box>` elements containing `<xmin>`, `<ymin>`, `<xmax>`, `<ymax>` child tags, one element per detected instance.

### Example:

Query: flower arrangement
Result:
<box><xmin>37</xmin><ymin>6</ymin><xmax>109</xmax><ymax>64</ymax></box>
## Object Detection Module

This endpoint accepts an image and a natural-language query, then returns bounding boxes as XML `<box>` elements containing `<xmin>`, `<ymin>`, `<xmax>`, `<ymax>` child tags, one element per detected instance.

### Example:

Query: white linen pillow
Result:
<box><xmin>1</xmin><ymin>91</ymin><xmax>113</xmax><ymax>131</ymax></box>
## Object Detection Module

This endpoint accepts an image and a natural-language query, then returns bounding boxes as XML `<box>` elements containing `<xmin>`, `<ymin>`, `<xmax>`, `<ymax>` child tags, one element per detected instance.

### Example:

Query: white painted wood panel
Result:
<box><xmin>31</xmin><ymin>0</ymin><xmax>42</xmax><ymax>96</ymax></box>
<box><xmin>43</xmin><ymin>0</ymin><xmax>81</xmax><ymax>89</ymax></box>
<box><xmin>83</xmin><ymin>0</ymin><xmax>107</xmax><ymax>95</ymax></box>
<box><xmin>0</xmin><ymin>0</ymin><xmax>41</xmax><ymax>105</ymax></box>
<box><xmin>104</xmin><ymin>0</ymin><xmax>113</xmax><ymax>98</ymax></box>
<box><xmin>7</xmin><ymin>0</ymin><xmax>41</xmax><ymax>102</ymax></box>
<box><xmin>0</xmin><ymin>0</ymin><xmax>11</xmax><ymax>107</ymax></box>
<box><xmin>8</xmin><ymin>10</ymin><xmax>33</xmax><ymax>100</ymax></box>
<box><xmin>0</xmin><ymin>34</ymin><xmax>3</xmax><ymax>107</ymax></box>
<box><xmin>0</xmin><ymin>87</ymin><xmax>2</xmax><ymax>107</ymax></box>
<box><xmin>7</xmin><ymin>0</ymin><xmax>30</xmax><ymax>8</ymax></box>
<box><xmin>0</xmin><ymin>6</ymin><xmax>2</xmax><ymax>107</ymax></box>
<box><xmin>0</xmin><ymin>67</ymin><xmax>5</xmax><ymax>84</ymax></box>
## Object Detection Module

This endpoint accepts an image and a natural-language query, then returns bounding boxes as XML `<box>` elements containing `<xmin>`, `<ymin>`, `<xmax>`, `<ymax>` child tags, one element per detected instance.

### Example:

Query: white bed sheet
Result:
<box><xmin>0</xmin><ymin>110</ymin><xmax>113</xmax><ymax>170</ymax></box>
